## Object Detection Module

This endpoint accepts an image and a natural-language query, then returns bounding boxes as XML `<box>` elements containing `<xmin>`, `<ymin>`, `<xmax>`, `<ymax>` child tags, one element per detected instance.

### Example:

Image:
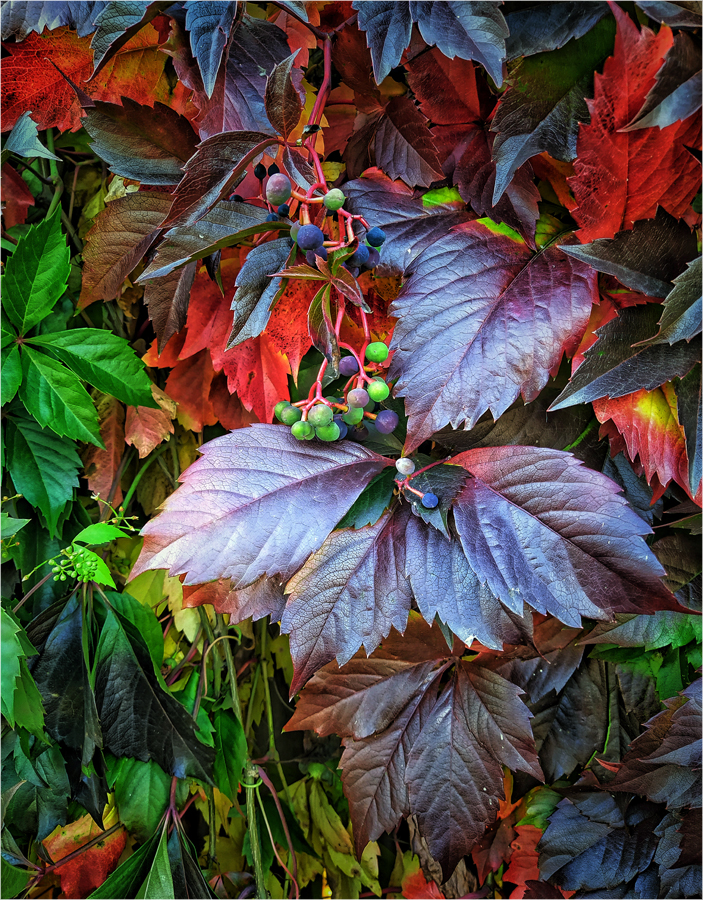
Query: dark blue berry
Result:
<box><xmin>363</xmin><ymin>247</ymin><xmax>380</xmax><ymax>271</ymax></box>
<box><xmin>347</xmin><ymin>244</ymin><xmax>369</xmax><ymax>267</ymax></box>
<box><xmin>266</xmin><ymin>213</ymin><xmax>279</xmax><ymax>222</ymax></box>
<box><xmin>254</xmin><ymin>163</ymin><xmax>266</xmax><ymax>180</ymax></box>
<box><xmin>297</xmin><ymin>224</ymin><xmax>325</xmax><ymax>251</ymax></box>
<box><xmin>422</xmin><ymin>492</ymin><xmax>439</xmax><ymax>509</ymax></box>
<box><xmin>333</xmin><ymin>415</ymin><xmax>348</xmax><ymax>439</ymax></box>
<box><xmin>306</xmin><ymin>249</ymin><xmax>327</xmax><ymax>266</ymax></box>
<box><xmin>268</xmin><ymin>163</ymin><xmax>280</xmax><ymax>176</ymax></box>
<box><xmin>278</xmin><ymin>203</ymin><xmax>290</xmax><ymax>217</ymax></box>
<box><xmin>367</xmin><ymin>227</ymin><xmax>386</xmax><ymax>247</ymax></box>
<box><xmin>229</xmin><ymin>193</ymin><xmax>243</xmax><ymax>202</ymax></box>
<box><xmin>339</xmin><ymin>355</ymin><xmax>359</xmax><ymax>376</ymax></box>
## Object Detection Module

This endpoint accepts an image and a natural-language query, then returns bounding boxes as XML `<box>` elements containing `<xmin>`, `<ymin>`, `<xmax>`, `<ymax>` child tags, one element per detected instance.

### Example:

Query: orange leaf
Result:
<box><xmin>42</xmin><ymin>816</ymin><xmax>127</xmax><ymax>900</ymax></box>
<box><xmin>124</xmin><ymin>387</ymin><xmax>176</xmax><ymax>458</ymax></box>
<box><xmin>401</xmin><ymin>868</ymin><xmax>445</xmax><ymax>899</ymax></box>
<box><xmin>165</xmin><ymin>349</ymin><xmax>218</xmax><ymax>433</ymax></box>
<box><xmin>265</xmin><ymin>278</ymin><xmax>315</xmax><ymax>380</ymax></box>
<box><xmin>82</xmin><ymin>395</ymin><xmax>125</xmax><ymax>507</ymax></box>
<box><xmin>209</xmin><ymin>372</ymin><xmax>259</xmax><ymax>431</ymax></box>
<box><xmin>221</xmin><ymin>334</ymin><xmax>291</xmax><ymax>424</ymax></box>
<box><xmin>504</xmin><ymin>824</ymin><xmax>542</xmax><ymax>899</ymax></box>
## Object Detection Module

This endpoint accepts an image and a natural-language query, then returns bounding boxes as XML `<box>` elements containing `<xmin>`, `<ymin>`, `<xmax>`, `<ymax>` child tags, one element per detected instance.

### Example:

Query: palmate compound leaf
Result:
<box><xmin>131</xmin><ymin>425</ymin><xmax>392</xmax><ymax>588</ymax></box>
<box><xmin>388</xmin><ymin>220</ymin><xmax>598</xmax><ymax>449</ymax></box>
<box><xmin>184</xmin><ymin>0</ymin><xmax>238</xmax><ymax>99</ymax></box>
<box><xmin>549</xmin><ymin>304</ymin><xmax>701</xmax><ymax>411</ymax></box>
<box><xmin>286</xmin><ymin>616</ymin><xmax>542</xmax><ymax>879</ymax></box>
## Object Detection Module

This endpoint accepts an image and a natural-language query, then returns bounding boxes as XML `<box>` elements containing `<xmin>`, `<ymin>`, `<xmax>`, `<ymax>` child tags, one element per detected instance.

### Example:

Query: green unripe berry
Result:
<box><xmin>291</xmin><ymin>420</ymin><xmax>314</xmax><ymax>440</ymax></box>
<box><xmin>290</xmin><ymin>221</ymin><xmax>301</xmax><ymax>243</ymax></box>
<box><xmin>274</xmin><ymin>400</ymin><xmax>291</xmax><ymax>421</ymax></box>
<box><xmin>342</xmin><ymin>406</ymin><xmax>364</xmax><ymax>425</ymax></box>
<box><xmin>365</xmin><ymin>341</ymin><xmax>389</xmax><ymax>363</ymax></box>
<box><xmin>280</xmin><ymin>405</ymin><xmax>303</xmax><ymax>425</ymax></box>
<box><xmin>307</xmin><ymin>404</ymin><xmax>334</xmax><ymax>427</ymax></box>
<box><xmin>367</xmin><ymin>378</ymin><xmax>390</xmax><ymax>402</ymax></box>
<box><xmin>323</xmin><ymin>188</ymin><xmax>346</xmax><ymax>211</ymax></box>
<box><xmin>316</xmin><ymin>422</ymin><xmax>341</xmax><ymax>441</ymax></box>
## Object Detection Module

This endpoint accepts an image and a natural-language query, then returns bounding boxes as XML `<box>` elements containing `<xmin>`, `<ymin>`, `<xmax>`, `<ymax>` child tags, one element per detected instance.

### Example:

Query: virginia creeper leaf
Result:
<box><xmin>373</xmin><ymin>96</ymin><xmax>444</xmax><ymax>189</ymax></box>
<box><xmin>558</xmin><ymin>210</ymin><xmax>698</xmax><ymax>299</ymax></box>
<box><xmin>1</xmin><ymin>208</ymin><xmax>70</xmax><ymax>334</ymax></box>
<box><xmin>676</xmin><ymin>363</ymin><xmax>702</xmax><ymax>497</ymax></box>
<box><xmin>90</xmin><ymin>0</ymin><xmax>169</xmax><ymax>76</ymax></box>
<box><xmin>0</xmin><ymin>1</ymin><xmax>108</xmax><ymax>39</ymax></box>
<box><xmin>282</xmin><ymin>506</ymin><xmax>414</xmax><ymax>694</ymax></box>
<box><xmin>583</xmin><ymin>609</ymin><xmax>702</xmax><ymax>651</ymax></box>
<box><xmin>635</xmin><ymin>0</ymin><xmax>703</xmax><ymax>28</ymax></box>
<box><xmin>641</xmin><ymin>257</ymin><xmax>702</xmax><ymax>346</ymax></box>
<box><xmin>213</xmin><ymin>709</ymin><xmax>247</xmax><ymax>803</ymax></box>
<box><xmin>143</xmin><ymin>260</ymin><xmax>197</xmax><ymax>351</ymax></box>
<box><xmin>227</xmin><ymin>237</ymin><xmax>292</xmax><ymax>347</ymax></box>
<box><xmin>452</xmin><ymin>445</ymin><xmax>679</xmax><ymax>623</ymax></box>
<box><xmin>83</xmin><ymin>98</ymin><xmax>198</xmax><ymax>185</ymax></box>
<box><xmin>504</xmin><ymin>2</ymin><xmax>609</xmax><ymax>59</ymax></box>
<box><xmin>352</xmin><ymin>1</ymin><xmax>412</xmax><ymax>84</ymax></box>
<box><xmin>4</xmin><ymin>415</ymin><xmax>81</xmax><ymax>536</ymax></box>
<box><xmin>132</xmin><ymin>425</ymin><xmax>391</xmax><ymax>588</ymax></box>
<box><xmin>26</xmin><ymin>329</ymin><xmax>156</xmax><ymax>407</ymax></box>
<box><xmin>388</xmin><ymin>220</ymin><xmax>597</xmax><ymax>447</ymax></box>
<box><xmin>4</xmin><ymin>110</ymin><xmax>60</xmax><ymax>160</ymax></box>
<box><xmin>184</xmin><ymin>0</ymin><xmax>238</xmax><ymax>99</ymax></box>
<box><xmin>569</xmin><ymin>5</ymin><xmax>701</xmax><ymax>242</ymax></box>
<box><xmin>112</xmin><ymin>758</ymin><xmax>170</xmax><ymax>842</ymax></box>
<box><xmin>550</xmin><ymin>305</ymin><xmax>701</xmax><ymax>410</ymax></box>
<box><xmin>264</xmin><ymin>51</ymin><xmax>303</xmax><ymax>139</ymax></box>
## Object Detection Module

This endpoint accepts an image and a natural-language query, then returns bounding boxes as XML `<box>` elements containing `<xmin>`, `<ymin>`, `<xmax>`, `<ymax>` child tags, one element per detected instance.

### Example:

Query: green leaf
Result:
<box><xmin>5</xmin><ymin>415</ymin><xmax>81</xmax><ymax>537</ymax></box>
<box><xmin>113</xmin><ymin>758</ymin><xmax>171</xmax><ymax>843</ymax></box>
<box><xmin>167</xmin><ymin>827</ymin><xmax>216</xmax><ymax>899</ymax></box>
<box><xmin>88</xmin><ymin>827</ymin><xmax>161</xmax><ymax>899</ymax></box>
<box><xmin>1</xmin><ymin>208</ymin><xmax>70</xmax><ymax>334</ymax></box>
<box><xmin>422</xmin><ymin>186</ymin><xmax>464</xmax><ymax>208</ymax></box>
<box><xmin>136</xmin><ymin>826</ymin><xmax>174</xmax><ymax>900</ymax></box>
<box><xmin>0</xmin><ymin>512</ymin><xmax>30</xmax><ymax>539</ymax></box>
<box><xmin>1</xmin><ymin>857</ymin><xmax>32</xmax><ymax>899</ymax></box>
<box><xmin>1</xmin><ymin>343</ymin><xmax>22</xmax><ymax>404</ymax></box>
<box><xmin>75</xmin><ymin>548</ymin><xmax>117</xmax><ymax>588</ymax></box>
<box><xmin>1</xmin><ymin>607</ymin><xmax>24</xmax><ymax>726</ymax></box>
<box><xmin>105</xmin><ymin>589</ymin><xmax>164</xmax><ymax>673</ymax></box>
<box><xmin>12</xmin><ymin>659</ymin><xmax>46</xmax><ymax>739</ymax></box>
<box><xmin>213</xmin><ymin>709</ymin><xmax>247</xmax><ymax>803</ymax></box>
<box><xmin>336</xmin><ymin>468</ymin><xmax>397</xmax><ymax>530</ymax></box>
<box><xmin>4</xmin><ymin>112</ymin><xmax>60</xmax><ymax>161</ymax></box>
<box><xmin>27</xmin><ymin>329</ymin><xmax>157</xmax><ymax>408</ymax></box>
<box><xmin>73</xmin><ymin>523</ymin><xmax>130</xmax><ymax>546</ymax></box>
<box><xmin>19</xmin><ymin>346</ymin><xmax>103</xmax><ymax>445</ymax></box>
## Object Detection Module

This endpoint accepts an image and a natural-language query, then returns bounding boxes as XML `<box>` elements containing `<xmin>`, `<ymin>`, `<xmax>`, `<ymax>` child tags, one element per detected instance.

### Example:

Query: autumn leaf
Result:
<box><xmin>82</xmin><ymin>393</ymin><xmax>125</xmax><ymax>507</ymax></box>
<box><xmin>43</xmin><ymin>814</ymin><xmax>127</xmax><ymax>899</ymax></box>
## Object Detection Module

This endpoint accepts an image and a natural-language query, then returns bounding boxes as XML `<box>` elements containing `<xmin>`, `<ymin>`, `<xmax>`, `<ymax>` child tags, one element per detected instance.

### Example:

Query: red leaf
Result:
<box><xmin>209</xmin><ymin>372</ymin><xmax>259</xmax><ymax>431</ymax></box>
<box><xmin>471</xmin><ymin>813</ymin><xmax>517</xmax><ymax>884</ymax></box>
<box><xmin>81</xmin><ymin>394</ymin><xmax>125</xmax><ymax>508</ymax></box>
<box><xmin>42</xmin><ymin>816</ymin><xmax>127</xmax><ymax>899</ymax></box>
<box><xmin>402</xmin><ymin>868</ymin><xmax>445</xmax><ymax>899</ymax></box>
<box><xmin>595</xmin><ymin>382</ymin><xmax>695</xmax><ymax>500</ymax></box>
<box><xmin>569</xmin><ymin>6</ymin><xmax>701</xmax><ymax>242</ymax></box>
<box><xmin>504</xmin><ymin>825</ymin><xmax>542</xmax><ymax>899</ymax></box>
<box><xmin>1</xmin><ymin>163</ymin><xmax>35</xmax><ymax>227</ymax></box>
<box><xmin>264</xmin><ymin>278</ymin><xmax>315</xmax><ymax>381</ymax></box>
<box><xmin>164</xmin><ymin>349</ymin><xmax>218</xmax><ymax>433</ymax></box>
<box><xmin>219</xmin><ymin>334</ymin><xmax>290</xmax><ymax>424</ymax></box>
<box><xmin>124</xmin><ymin>388</ymin><xmax>175</xmax><ymax>458</ymax></box>
<box><xmin>182</xmin><ymin>575</ymin><xmax>285</xmax><ymax>625</ymax></box>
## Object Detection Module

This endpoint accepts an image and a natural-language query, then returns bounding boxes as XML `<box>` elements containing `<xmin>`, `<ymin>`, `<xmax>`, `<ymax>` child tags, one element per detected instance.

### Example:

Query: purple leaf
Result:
<box><xmin>90</xmin><ymin>1</ymin><xmax>169</xmax><ymax>76</ymax></box>
<box><xmin>352</xmin><ymin>1</ymin><xmax>413</xmax><ymax>83</ymax></box>
<box><xmin>389</xmin><ymin>222</ymin><xmax>597</xmax><ymax>447</ymax></box>
<box><xmin>184</xmin><ymin>1</ymin><xmax>238</xmax><ymax>99</ymax></box>
<box><xmin>374</xmin><ymin>96</ymin><xmax>444</xmax><ymax>189</ymax></box>
<box><xmin>282</xmin><ymin>506</ymin><xmax>413</xmax><ymax>694</ymax></box>
<box><xmin>0</xmin><ymin>1</ymin><xmax>108</xmax><ymax>40</ymax></box>
<box><xmin>227</xmin><ymin>238</ymin><xmax>292</xmax><ymax>346</ymax></box>
<box><xmin>143</xmin><ymin>260</ymin><xmax>196</xmax><ymax>352</ymax></box>
<box><xmin>264</xmin><ymin>51</ymin><xmax>304</xmax><ymax>139</ymax></box>
<box><xmin>452</xmin><ymin>446</ymin><xmax>680</xmax><ymax>623</ymax></box>
<box><xmin>406</xmin><ymin>663</ymin><xmax>541</xmax><ymax>879</ymax></box>
<box><xmin>132</xmin><ymin>425</ymin><xmax>391</xmax><ymax>588</ymax></box>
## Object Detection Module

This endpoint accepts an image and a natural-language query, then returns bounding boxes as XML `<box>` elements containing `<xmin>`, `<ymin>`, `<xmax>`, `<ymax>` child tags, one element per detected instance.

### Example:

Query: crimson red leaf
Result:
<box><xmin>282</xmin><ymin>506</ymin><xmax>413</xmax><ymax>694</ymax></box>
<box><xmin>374</xmin><ymin>96</ymin><xmax>443</xmax><ymax>189</ymax></box>
<box><xmin>405</xmin><ymin>664</ymin><xmax>542</xmax><ymax>879</ymax></box>
<box><xmin>163</xmin><ymin>131</ymin><xmax>279</xmax><ymax>229</ymax></box>
<box><xmin>388</xmin><ymin>221</ymin><xmax>597</xmax><ymax>447</ymax></box>
<box><xmin>83</xmin><ymin>98</ymin><xmax>198</xmax><ymax>185</ymax></box>
<box><xmin>452</xmin><ymin>446</ymin><xmax>679</xmax><ymax>622</ymax></box>
<box><xmin>569</xmin><ymin>5</ymin><xmax>701</xmax><ymax>243</ymax></box>
<box><xmin>264</xmin><ymin>52</ymin><xmax>304</xmax><ymax>139</ymax></box>
<box><xmin>549</xmin><ymin>305</ymin><xmax>701</xmax><ymax>411</ymax></box>
<box><xmin>132</xmin><ymin>425</ymin><xmax>391</xmax><ymax>588</ymax></box>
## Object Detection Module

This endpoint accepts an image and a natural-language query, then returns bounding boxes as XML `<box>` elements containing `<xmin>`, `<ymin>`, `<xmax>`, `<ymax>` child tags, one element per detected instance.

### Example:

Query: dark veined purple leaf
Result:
<box><xmin>549</xmin><ymin>304</ymin><xmax>701</xmax><ymax>411</ymax></box>
<box><xmin>623</xmin><ymin>32</ymin><xmax>701</xmax><ymax>131</ymax></box>
<box><xmin>83</xmin><ymin>99</ymin><xmax>199</xmax><ymax>186</ymax></box>
<box><xmin>406</xmin><ymin>663</ymin><xmax>542</xmax><ymax>879</ymax></box>
<box><xmin>530</xmin><ymin>658</ymin><xmax>608</xmax><ymax>782</ymax></box>
<box><xmin>227</xmin><ymin>238</ymin><xmax>292</xmax><ymax>347</ymax></box>
<box><xmin>193</xmin><ymin>14</ymin><xmax>291</xmax><ymax>139</ymax></box>
<box><xmin>452</xmin><ymin>446</ymin><xmax>680</xmax><ymax>623</ymax></box>
<box><xmin>676</xmin><ymin>362</ymin><xmax>702</xmax><ymax>497</ymax></box>
<box><xmin>539</xmin><ymin>792</ymin><xmax>660</xmax><ymax>892</ymax></box>
<box><xmin>504</xmin><ymin>2</ymin><xmax>609</xmax><ymax>59</ymax></box>
<box><xmin>307</xmin><ymin>284</ymin><xmax>340</xmax><ymax>375</ymax></box>
<box><xmin>137</xmin><ymin>200</ymin><xmax>277</xmax><ymax>281</ymax></box>
<box><xmin>0</xmin><ymin>1</ymin><xmax>108</xmax><ymax>39</ymax></box>
<box><xmin>282</xmin><ymin>146</ymin><xmax>319</xmax><ymax>193</ymax></box>
<box><xmin>558</xmin><ymin>211</ymin><xmax>699</xmax><ymax>298</ymax></box>
<box><xmin>89</xmin><ymin>1</ymin><xmax>170</xmax><ymax>77</ymax></box>
<box><xmin>606</xmin><ymin>678</ymin><xmax>702</xmax><ymax>809</ymax></box>
<box><xmin>143</xmin><ymin>260</ymin><xmax>196</xmax><ymax>351</ymax></box>
<box><xmin>131</xmin><ymin>425</ymin><xmax>391</xmax><ymax>588</ymax></box>
<box><xmin>264</xmin><ymin>51</ymin><xmax>303</xmax><ymax>140</ymax></box>
<box><xmin>602</xmin><ymin>451</ymin><xmax>663</xmax><ymax>526</ymax></box>
<box><xmin>654</xmin><ymin>809</ymin><xmax>701</xmax><ymax>896</ymax></box>
<box><xmin>281</xmin><ymin>506</ymin><xmax>413</xmax><ymax>694</ymax></box>
<box><xmin>374</xmin><ymin>96</ymin><xmax>444</xmax><ymax>189</ymax></box>
<box><xmin>491</xmin><ymin>16</ymin><xmax>615</xmax><ymax>204</ymax></box>
<box><xmin>388</xmin><ymin>220</ymin><xmax>597</xmax><ymax>447</ymax></box>
<box><xmin>343</xmin><ymin>171</ymin><xmax>474</xmax><ymax>277</ymax></box>
<box><xmin>641</xmin><ymin>257</ymin><xmax>702</xmax><ymax>346</ymax></box>
<box><xmin>634</xmin><ymin>0</ymin><xmax>702</xmax><ymax>28</ymax></box>
<box><xmin>162</xmin><ymin>131</ymin><xmax>279</xmax><ymax>229</ymax></box>
<box><xmin>352</xmin><ymin>1</ymin><xmax>412</xmax><ymax>84</ymax></box>
<box><xmin>184</xmin><ymin>1</ymin><xmax>238</xmax><ymax>99</ymax></box>
<box><xmin>582</xmin><ymin>608</ymin><xmax>702</xmax><ymax>651</ymax></box>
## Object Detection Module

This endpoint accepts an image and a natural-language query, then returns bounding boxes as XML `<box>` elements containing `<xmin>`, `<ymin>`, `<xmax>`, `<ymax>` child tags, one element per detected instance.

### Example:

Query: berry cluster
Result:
<box><xmin>51</xmin><ymin>544</ymin><xmax>100</xmax><ymax>583</ymax></box>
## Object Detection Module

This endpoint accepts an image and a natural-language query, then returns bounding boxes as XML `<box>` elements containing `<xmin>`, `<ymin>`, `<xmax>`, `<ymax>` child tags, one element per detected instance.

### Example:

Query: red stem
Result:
<box><xmin>258</xmin><ymin>766</ymin><xmax>299</xmax><ymax>894</ymax></box>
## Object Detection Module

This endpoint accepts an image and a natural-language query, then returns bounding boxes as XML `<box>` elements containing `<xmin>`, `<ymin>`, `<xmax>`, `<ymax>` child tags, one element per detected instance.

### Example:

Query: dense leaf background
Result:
<box><xmin>1</xmin><ymin>2</ymin><xmax>701</xmax><ymax>899</ymax></box>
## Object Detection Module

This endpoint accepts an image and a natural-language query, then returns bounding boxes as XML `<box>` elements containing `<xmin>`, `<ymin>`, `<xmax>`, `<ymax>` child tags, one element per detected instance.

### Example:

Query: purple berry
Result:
<box><xmin>339</xmin><ymin>355</ymin><xmax>359</xmax><ymax>376</ymax></box>
<box><xmin>422</xmin><ymin>492</ymin><xmax>439</xmax><ymax>509</ymax></box>
<box><xmin>297</xmin><ymin>224</ymin><xmax>325</xmax><ymax>251</ymax></box>
<box><xmin>349</xmin><ymin>424</ymin><xmax>369</xmax><ymax>441</ymax></box>
<box><xmin>363</xmin><ymin>247</ymin><xmax>380</xmax><ymax>270</ymax></box>
<box><xmin>375</xmin><ymin>410</ymin><xmax>398</xmax><ymax>434</ymax></box>
<box><xmin>347</xmin><ymin>388</ymin><xmax>369</xmax><ymax>408</ymax></box>
<box><xmin>266</xmin><ymin>173</ymin><xmax>292</xmax><ymax>206</ymax></box>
